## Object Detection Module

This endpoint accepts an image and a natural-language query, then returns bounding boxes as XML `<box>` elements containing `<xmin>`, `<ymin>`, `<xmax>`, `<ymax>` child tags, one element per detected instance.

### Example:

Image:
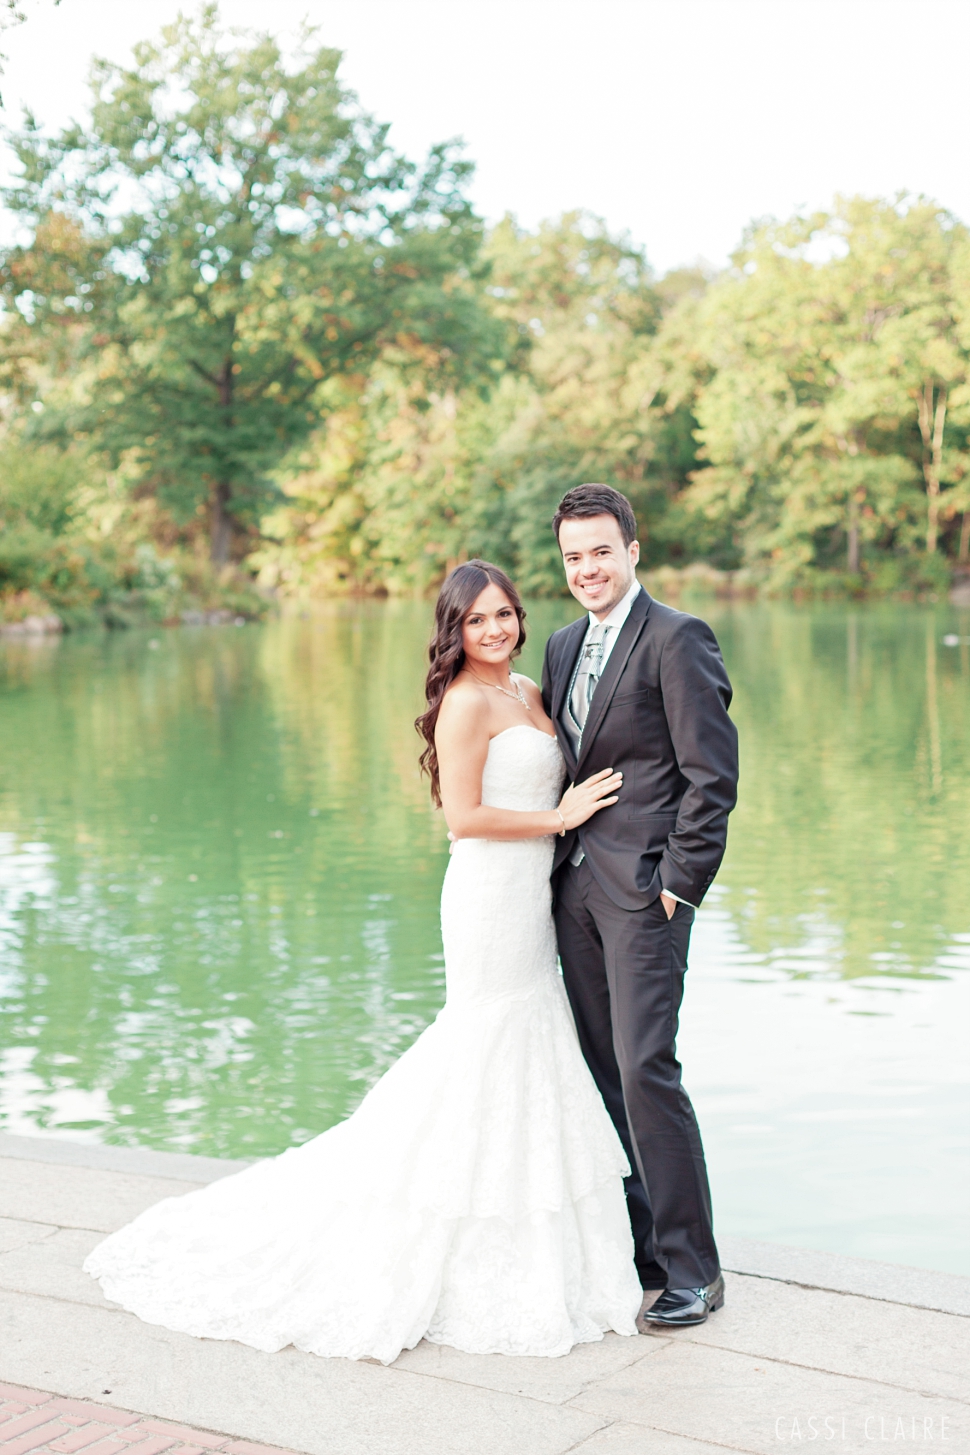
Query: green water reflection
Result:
<box><xmin>710</xmin><ymin>606</ymin><xmax>969</xmax><ymax>978</ymax></box>
<box><xmin>0</xmin><ymin>599</ymin><xmax>967</xmax><ymax>1270</ymax></box>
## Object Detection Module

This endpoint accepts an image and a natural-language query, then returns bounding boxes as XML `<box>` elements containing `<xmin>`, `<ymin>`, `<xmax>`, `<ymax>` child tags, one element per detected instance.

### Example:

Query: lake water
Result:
<box><xmin>1</xmin><ymin>598</ymin><xmax>968</xmax><ymax>1274</ymax></box>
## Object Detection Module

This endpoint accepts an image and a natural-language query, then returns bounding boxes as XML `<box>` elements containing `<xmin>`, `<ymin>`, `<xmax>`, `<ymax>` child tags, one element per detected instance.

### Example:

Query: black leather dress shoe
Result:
<box><xmin>641</xmin><ymin>1272</ymin><xmax>725</xmax><ymax>1327</ymax></box>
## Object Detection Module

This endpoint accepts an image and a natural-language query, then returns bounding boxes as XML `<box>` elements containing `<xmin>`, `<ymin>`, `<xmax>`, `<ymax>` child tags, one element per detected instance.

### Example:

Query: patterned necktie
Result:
<box><xmin>570</xmin><ymin>623</ymin><xmax>607</xmax><ymax>732</ymax></box>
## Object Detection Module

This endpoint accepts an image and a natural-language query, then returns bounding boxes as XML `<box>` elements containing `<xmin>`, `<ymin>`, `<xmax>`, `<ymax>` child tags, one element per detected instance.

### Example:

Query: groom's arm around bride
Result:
<box><xmin>541</xmin><ymin>483</ymin><xmax>739</xmax><ymax>1326</ymax></box>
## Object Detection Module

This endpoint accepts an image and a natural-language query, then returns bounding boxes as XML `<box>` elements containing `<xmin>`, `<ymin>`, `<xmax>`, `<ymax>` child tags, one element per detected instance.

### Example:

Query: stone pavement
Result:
<box><xmin>1</xmin><ymin>1133</ymin><xmax>968</xmax><ymax>1455</ymax></box>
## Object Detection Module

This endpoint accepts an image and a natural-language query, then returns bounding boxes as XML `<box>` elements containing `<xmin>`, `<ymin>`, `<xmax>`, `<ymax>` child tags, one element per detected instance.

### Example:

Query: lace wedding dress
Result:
<box><xmin>84</xmin><ymin>725</ymin><xmax>642</xmax><ymax>1363</ymax></box>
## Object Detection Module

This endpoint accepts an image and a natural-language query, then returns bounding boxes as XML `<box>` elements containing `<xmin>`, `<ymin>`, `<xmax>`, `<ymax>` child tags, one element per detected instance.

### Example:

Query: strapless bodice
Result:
<box><xmin>441</xmin><ymin>725</ymin><xmax>566</xmax><ymax>1009</ymax></box>
<box><xmin>480</xmin><ymin>726</ymin><xmax>565</xmax><ymax>813</ymax></box>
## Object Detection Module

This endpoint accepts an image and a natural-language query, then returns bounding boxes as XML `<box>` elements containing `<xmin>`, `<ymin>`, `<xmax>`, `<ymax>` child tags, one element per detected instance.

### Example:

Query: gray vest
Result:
<box><xmin>559</xmin><ymin>643</ymin><xmax>589</xmax><ymax>865</ymax></box>
<box><xmin>559</xmin><ymin>642</ymin><xmax>586</xmax><ymax>762</ymax></box>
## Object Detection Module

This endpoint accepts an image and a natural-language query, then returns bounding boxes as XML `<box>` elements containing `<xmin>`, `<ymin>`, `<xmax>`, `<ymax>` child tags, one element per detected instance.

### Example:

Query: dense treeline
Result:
<box><xmin>1</xmin><ymin>10</ymin><xmax>968</xmax><ymax>625</ymax></box>
<box><xmin>261</xmin><ymin>198</ymin><xmax>970</xmax><ymax>599</ymax></box>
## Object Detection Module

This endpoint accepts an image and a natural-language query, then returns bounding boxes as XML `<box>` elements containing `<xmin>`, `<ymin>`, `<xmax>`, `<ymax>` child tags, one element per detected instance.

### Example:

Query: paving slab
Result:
<box><xmin>393</xmin><ymin>1327</ymin><xmax>665</xmax><ymax>1404</ymax></box>
<box><xmin>719</xmin><ymin>1234</ymin><xmax>970</xmax><ymax>1317</ymax></box>
<box><xmin>568</xmin><ymin>1340</ymin><xmax>968</xmax><ymax>1454</ymax></box>
<box><xmin>1</xmin><ymin>1132</ymin><xmax>966</xmax><ymax>1455</ymax></box>
<box><xmin>0</xmin><ymin>1159</ymin><xmax>198</xmax><ymax>1235</ymax></box>
<box><xmin>0</xmin><ymin>1136</ymin><xmax>251</xmax><ymax>1186</ymax></box>
<box><xmin>0</xmin><ymin>1228</ymin><xmax>108</xmax><ymax>1308</ymax></box>
<box><xmin>569</xmin><ymin>1423</ymin><xmax>741</xmax><ymax>1455</ymax></box>
<box><xmin>677</xmin><ymin>1270</ymin><xmax>970</xmax><ymax>1400</ymax></box>
<box><xmin>0</xmin><ymin>1220</ymin><xmax>57</xmax><ymax>1256</ymax></box>
<box><xmin>0</xmin><ymin>1290</ymin><xmax>608</xmax><ymax>1455</ymax></box>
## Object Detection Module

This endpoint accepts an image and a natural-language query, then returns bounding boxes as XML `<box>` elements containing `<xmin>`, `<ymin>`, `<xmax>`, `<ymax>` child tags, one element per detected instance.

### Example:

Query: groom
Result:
<box><xmin>541</xmin><ymin>483</ymin><xmax>738</xmax><ymax>1327</ymax></box>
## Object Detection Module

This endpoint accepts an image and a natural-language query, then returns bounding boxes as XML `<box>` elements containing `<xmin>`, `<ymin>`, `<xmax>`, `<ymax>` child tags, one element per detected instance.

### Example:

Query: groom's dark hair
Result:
<box><xmin>552</xmin><ymin>484</ymin><xmax>637</xmax><ymax>546</ymax></box>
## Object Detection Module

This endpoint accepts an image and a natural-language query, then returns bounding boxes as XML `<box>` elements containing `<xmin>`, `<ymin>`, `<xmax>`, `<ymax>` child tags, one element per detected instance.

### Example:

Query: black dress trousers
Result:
<box><xmin>554</xmin><ymin>857</ymin><xmax>719</xmax><ymax>1289</ymax></box>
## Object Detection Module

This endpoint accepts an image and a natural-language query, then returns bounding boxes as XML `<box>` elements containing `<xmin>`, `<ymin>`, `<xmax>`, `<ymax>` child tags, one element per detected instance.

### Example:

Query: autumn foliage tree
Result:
<box><xmin>3</xmin><ymin>9</ymin><xmax>969</xmax><ymax>603</ymax></box>
<box><xmin>664</xmin><ymin>198</ymin><xmax>970</xmax><ymax>585</ymax></box>
<box><xmin>0</xmin><ymin>7</ymin><xmax>499</xmax><ymax>562</ymax></box>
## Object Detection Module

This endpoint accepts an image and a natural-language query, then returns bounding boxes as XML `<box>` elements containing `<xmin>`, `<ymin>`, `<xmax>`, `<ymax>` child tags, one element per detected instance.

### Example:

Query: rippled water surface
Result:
<box><xmin>1</xmin><ymin>599</ymin><xmax>968</xmax><ymax>1272</ymax></box>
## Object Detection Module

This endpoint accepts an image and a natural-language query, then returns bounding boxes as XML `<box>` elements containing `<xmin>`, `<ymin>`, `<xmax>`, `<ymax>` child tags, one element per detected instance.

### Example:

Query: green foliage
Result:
<box><xmin>267</xmin><ymin>202</ymin><xmax>970</xmax><ymax>598</ymax></box>
<box><xmin>1</xmin><ymin>7</ymin><xmax>500</xmax><ymax>564</ymax></box>
<box><xmin>0</xmin><ymin>437</ymin><xmax>77</xmax><ymax>533</ymax></box>
<box><xmin>0</xmin><ymin>441</ymin><xmax>105</xmax><ymax>621</ymax></box>
<box><xmin>261</xmin><ymin>213</ymin><xmax>699</xmax><ymax>594</ymax></box>
<box><xmin>2</xmin><ymin>10</ymin><xmax>968</xmax><ymax>601</ymax></box>
<box><xmin>669</xmin><ymin>197</ymin><xmax>970</xmax><ymax>588</ymax></box>
<box><xmin>0</xmin><ymin>437</ymin><xmax>267</xmax><ymax>625</ymax></box>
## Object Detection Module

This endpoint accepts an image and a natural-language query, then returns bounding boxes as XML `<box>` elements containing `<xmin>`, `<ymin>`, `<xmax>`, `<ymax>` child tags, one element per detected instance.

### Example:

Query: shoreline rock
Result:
<box><xmin>0</xmin><ymin>613</ymin><xmax>63</xmax><ymax>636</ymax></box>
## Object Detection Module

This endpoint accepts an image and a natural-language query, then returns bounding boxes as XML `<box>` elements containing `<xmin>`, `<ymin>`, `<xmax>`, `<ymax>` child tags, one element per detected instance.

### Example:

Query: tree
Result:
<box><xmin>833</xmin><ymin>197</ymin><xmax>969</xmax><ymax>558</ymax></box>
<box><xmin>1</xmin><ymin>7</ymin><xmax>499</xmax><ymax>562</ymax></box>
<box><xmin>470</xmin><ymin>214</ymin><xmax>701</xmax><ymax>590</ymax></box>
<box><xmin>257</xmin><ymin>212</ymin><xmax>705</xmax><ymax>595</ymax></box>
<box><xmin>669</xmin><ymin>197</ymin><xmax>970</xmax><ymax>585</ymax></box>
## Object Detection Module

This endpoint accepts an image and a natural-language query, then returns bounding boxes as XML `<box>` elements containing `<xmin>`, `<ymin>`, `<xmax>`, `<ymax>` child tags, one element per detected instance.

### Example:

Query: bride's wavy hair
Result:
<box><xmin>416</xmin><ymin>560</ymin><xmax>527</xmax><ymax>806</ymax></box>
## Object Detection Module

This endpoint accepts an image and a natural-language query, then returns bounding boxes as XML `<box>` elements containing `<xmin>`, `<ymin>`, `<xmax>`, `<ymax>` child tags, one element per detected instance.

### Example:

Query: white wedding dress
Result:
<box><xmin>84</xmin><ymin>726</ymin><xmax>642</xmax><ymax>1363</ymax></box>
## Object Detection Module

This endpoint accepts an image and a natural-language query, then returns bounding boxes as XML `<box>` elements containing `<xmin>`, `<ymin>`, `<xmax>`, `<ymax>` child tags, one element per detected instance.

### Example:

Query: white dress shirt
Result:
<box><xmin>580</xmin><ymin>576</ymin><xmax>643</xmax><ymax>673</ymax></box>
<box><xmin>570</xmin><ymin>578</ymin><xmax>695</xmax><ymax>909</ymax></box>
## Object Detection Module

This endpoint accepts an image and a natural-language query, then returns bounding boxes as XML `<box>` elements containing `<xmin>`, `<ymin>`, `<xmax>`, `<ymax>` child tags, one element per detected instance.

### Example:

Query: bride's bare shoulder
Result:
<box><xmin>437</xmin><ymin>675</ymin><xmax>489</xmax><ymax>735</ymax></box>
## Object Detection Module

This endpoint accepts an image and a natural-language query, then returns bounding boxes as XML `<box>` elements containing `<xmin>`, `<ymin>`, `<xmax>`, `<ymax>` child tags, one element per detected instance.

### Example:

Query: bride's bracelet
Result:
<box><xmin>554</xmin><ymin>808</ymin><xmax>567</xmax><ymax>837</ymax></box>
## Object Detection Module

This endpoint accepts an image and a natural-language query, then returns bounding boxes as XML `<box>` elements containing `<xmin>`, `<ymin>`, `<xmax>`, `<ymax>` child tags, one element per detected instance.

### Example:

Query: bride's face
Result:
<box><xmin>461</xmin><ymin>584</ymin><xmax>520</xmax><ymax>670</ymax></box>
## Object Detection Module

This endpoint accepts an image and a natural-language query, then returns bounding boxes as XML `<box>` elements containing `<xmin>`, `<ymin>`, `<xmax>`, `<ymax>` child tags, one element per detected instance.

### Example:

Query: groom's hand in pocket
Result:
<box><xmin>659</xmin><ymin>892</ymin><xmax>677</xmax><ymax>920</ymax></box>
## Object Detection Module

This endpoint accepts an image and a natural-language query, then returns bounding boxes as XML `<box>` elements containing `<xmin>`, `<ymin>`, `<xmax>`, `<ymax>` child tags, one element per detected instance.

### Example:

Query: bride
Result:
<box><xmin>85</xmin><ymin>560</ymin><xmax>644</xmax><ymax>1363</ymax></box>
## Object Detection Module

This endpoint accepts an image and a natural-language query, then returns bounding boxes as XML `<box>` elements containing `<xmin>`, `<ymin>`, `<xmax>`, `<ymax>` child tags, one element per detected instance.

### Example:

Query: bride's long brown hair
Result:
<box><xmin>416</xmin><ymin>560</ymin><xmax>527</xmax><ymax>806</ymax></box>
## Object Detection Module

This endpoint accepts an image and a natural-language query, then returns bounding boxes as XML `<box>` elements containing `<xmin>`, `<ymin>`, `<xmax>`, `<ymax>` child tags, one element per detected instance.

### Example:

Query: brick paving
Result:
<box><xmin>0</xmin><ymin>1387</ymin><xmax>301</xmax><ymax>1455</ymax></box>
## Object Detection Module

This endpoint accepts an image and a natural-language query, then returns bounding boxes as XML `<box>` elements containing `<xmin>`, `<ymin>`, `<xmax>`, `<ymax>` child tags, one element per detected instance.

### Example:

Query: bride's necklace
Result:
<box><xmin>467</xmin><ymin>670</ymin><xmax>532</xmax><ymax>711</ymax></box>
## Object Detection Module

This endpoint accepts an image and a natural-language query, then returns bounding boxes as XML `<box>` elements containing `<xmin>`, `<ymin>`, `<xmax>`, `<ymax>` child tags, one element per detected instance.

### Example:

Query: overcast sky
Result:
<box><xmin>2</xmin><ymin>0</ymin><xmax>968</xmax><ymax>274</ymax></box>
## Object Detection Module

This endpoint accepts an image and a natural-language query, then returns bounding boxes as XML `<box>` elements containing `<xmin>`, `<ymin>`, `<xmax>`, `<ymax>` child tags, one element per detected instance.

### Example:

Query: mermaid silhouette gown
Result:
<box><xmin>84</xmin><ymin>726</ymin><xmax>643</xmax><ymax>1363</ymax></box>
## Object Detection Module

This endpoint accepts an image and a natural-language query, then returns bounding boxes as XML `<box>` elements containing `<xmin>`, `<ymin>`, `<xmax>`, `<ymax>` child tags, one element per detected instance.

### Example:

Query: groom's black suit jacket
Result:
<box><xmin>541</xmin><ymin>587</ymin><xmax>738</xmax><ymax>912</ymax></box>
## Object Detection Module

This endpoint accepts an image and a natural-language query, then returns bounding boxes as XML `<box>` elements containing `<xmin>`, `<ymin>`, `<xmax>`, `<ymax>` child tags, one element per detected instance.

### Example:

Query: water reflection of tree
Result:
<box><xmin>0</xmin><ymin>619</ymin><xmax>451</xmax><ymax>1155</ymax></box>
<box><xmin>710</xmin><ymin>603</ymin><xmax>969</xmax><ymax>980</ymax></box>
<box><xmin>1</xmin><ymin>603</ymin><xmax>966</xmax><ymax>1157</ymax></box>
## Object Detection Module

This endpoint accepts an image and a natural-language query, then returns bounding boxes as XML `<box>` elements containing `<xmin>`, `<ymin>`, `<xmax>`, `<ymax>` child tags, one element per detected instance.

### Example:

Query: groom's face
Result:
<box><xmin>558</xmin><ymin>514</ymin><xmax>640</xmax><ymax>620</ymax></box>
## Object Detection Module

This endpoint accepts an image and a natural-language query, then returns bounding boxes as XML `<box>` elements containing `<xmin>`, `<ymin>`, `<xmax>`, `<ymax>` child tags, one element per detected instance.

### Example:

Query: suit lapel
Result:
<box><xmin>551</xmin><ymin>616</ymin><xmax>587</xmax><ymax>775</ymax></box>
<box><xmin>552</xmin><ymin>616</ymin><xmax>588</xmax><ymax>725</ymax></box>
<box><xmin>575</xmin><ymin>588</ymin><xmax>652</xmax><ymax>777</ymax></box>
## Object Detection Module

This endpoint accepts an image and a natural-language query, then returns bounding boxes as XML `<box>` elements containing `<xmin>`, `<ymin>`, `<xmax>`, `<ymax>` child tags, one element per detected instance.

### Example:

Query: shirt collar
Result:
<box><xmin>587</xmin><ymin>577</ymin><xmax>642</xmax><ymax>632</ymax></box>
